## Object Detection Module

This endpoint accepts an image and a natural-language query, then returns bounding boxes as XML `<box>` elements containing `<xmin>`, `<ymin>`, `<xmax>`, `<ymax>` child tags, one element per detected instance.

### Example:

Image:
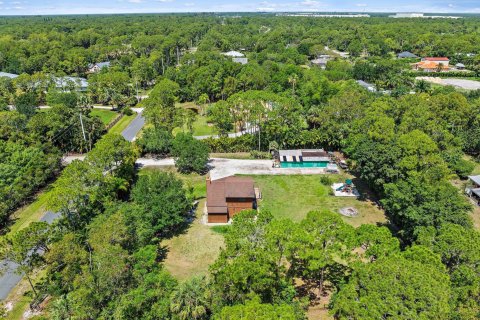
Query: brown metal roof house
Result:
<box><xmin>206</xmin><ymin>176</ymin><xmax>257</xmax><ymax>223</ymax></box>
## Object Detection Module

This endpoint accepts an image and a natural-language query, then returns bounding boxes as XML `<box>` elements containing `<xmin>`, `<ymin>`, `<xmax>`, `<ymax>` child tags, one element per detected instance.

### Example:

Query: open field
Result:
<box><xmin>253</xmin><ymin>174</ymin><xmax>386</xmax><ymax>227</ymax></box>
<box><xmin>141</xmin><ymin>167</ymin><xmax>223</xmax><ymax>281</ymax></box>
<box><xmin>108</xmin><ymin>114</ymin><xmax>136</xmax><ymax>134</ymax></box>
<box><xmin>89</xmin><ymin>109</ymin><xmax>117</xmax><ymax>125</ymax></box>
<box><xmin>173</xmin><ymin>115</ymin><xmax>218</xmax><ymax>137</ymax></box>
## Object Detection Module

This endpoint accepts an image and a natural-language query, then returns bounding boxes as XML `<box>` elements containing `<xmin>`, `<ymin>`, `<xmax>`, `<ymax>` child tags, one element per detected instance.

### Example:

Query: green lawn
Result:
<box><xmin>141</xmin><ymin>167</ymin><xmax>223</xmax><ymax>281</ymax></box>
<box><xmin>90</xmin><ymin>109</ymin><xmax>117</xmax><ymax>126</ymax></box>
<box><xmin>108</xmin><ymin>113</ymin><xmax>137</xmax><ymax>134</ymax></box>
<box><xmin>6</xmin><ymin>190</ymin><xmax>51</xmax><ymax>235</ymax></box>
<box><xmin>253</xmin><ymin>175</ymin><xmax>386</xmax><ymax>228</ymax></box>
<box><xmin>173</xmin><ymin>115</ymin><xmax>218</xmax><ymax>137</ymax></box>
<box><xmin>144</xmin><ymin>167</ymin><xmax>386</xmax><ymax>282</ymax></box>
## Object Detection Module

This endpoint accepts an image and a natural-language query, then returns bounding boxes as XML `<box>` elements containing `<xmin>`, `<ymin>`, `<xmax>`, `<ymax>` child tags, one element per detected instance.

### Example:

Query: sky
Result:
<box><xmin>0</xmin><ymin>0</ymin><xmax>479</xmax><ymax>15</ymax></box>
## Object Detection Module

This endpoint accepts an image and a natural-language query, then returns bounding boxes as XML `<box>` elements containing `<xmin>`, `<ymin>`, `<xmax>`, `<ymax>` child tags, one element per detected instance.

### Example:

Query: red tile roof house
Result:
<box><xmin>206</xmin><ymin>176</ymin><xmax>257</xmax><ymax>223</ymax></box>
<box><xmin>413</xmin><ymin>57</ymin><xmax>450</xmax><ymax>72</ymax></box>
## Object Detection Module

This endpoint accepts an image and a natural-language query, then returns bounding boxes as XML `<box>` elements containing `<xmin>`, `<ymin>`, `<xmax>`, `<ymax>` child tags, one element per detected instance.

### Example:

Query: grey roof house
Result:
<box><xmin>398</xmin><ymin>51</ymin><xmax>419</xmax><ymax>59</ymax></box>
<box><xmin>88</xmin><ymin>61</ymin><xmax>111</xmax><ymax>73</ymax></box>
<box><xmin>356</xmin><ymin>80</ymin><xmax>376</xmax><ymax>92</ymax></box>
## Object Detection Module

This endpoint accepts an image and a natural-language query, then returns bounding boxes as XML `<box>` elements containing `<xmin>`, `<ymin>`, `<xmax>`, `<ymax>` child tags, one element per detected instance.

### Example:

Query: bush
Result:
<box><xmin>122</xmin><ymin>107</ymin><xmax>134</xmax><ymax>116</ymax></box>
<box><xmin>171</xmin><ymin>133</ymin><xmax>209</xmax><ymax>174</ymax></box>
<box><xmin>204</xmin><ymin>134</ymin><xmax>256</xmax><ymax>153</ymax></box>
<box><xmin>453</xmin><ymin>158</ymin><xmax>475</xmax><ymax>179</ymax></box>
<box><xmin>137</xmin><ymin>127</ymin><xmax>173</xmax><ymax>156</ymax></box>
<box><xmin>249</xmin><ymin>150</ymin><xmax>271</xmax><ymax>159</ymax></box>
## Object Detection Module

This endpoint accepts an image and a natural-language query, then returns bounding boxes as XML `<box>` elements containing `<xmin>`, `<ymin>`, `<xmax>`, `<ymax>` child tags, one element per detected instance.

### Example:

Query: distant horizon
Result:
<box><xmin>0</xmin><ymin>0</ymin><xmax>479</xmax><ymax>16</ymax></box>
<box><xmin>0</xmin><ymin>11</ymin><xmax>478</xmax><ymax>17</ymax></box>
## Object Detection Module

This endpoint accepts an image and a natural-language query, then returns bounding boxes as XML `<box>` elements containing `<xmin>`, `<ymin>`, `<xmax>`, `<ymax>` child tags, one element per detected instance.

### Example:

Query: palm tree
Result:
<box><xmin>288</xmin><ymin>73</ymin><xmax>299</xmax><ymax>95</ymax></box>
<box><xmin>170</xmin><ymin>277</ymin><xmax>210</xmax><ymax>320</ymax></box>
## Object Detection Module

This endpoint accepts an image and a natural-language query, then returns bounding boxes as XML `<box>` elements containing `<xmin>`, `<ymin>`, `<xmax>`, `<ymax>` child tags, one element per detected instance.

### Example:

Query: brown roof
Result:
<box><xmin>207</xmin><ymin>176</ymin><xmax>255</xmax><ymax>214</ymax></box>
<box><xmin>302</xmin><ymin>150</ymin><xmax>329</xmax><ymax>158</ymax></box>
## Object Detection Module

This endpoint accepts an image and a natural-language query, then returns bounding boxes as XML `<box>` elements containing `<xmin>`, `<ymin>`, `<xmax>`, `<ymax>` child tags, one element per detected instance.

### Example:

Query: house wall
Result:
<box><xmin>226</xmin><ymin>198</ymin><xmax>255</xmax><ymax>219</ymax></box>
<box><xmin>208</xmin><ymin>213</ymin><xmax>228</xmax><ymax>223</ymax></box>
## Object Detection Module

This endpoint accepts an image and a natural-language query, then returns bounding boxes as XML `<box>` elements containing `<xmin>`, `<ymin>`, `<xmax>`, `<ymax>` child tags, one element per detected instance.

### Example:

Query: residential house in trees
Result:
<box><xmin>413</xmin><ymin>57</ymin><xmax>450</xmax><ymax>72</ymax></box>
<box><xmin>87</xmin><ymin>61</ymin><xmax>111</xmax><ymax>73</ymax></box>
<box><xmin>222</xmin><ymin>51</ymin><xmax>248</xmax><ymax>65</ymax></box>
<box><xmin>206</xmin><ymin>176</ymin><xmax>258</xmax><ymax>223</ymax></box>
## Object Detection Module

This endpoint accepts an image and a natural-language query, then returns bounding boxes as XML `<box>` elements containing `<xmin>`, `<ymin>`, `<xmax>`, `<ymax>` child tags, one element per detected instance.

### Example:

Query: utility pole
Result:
<box><xmin>79</xmin><ymin>112</ymin><xmax>87</xmax><ymax>142</ymax></box>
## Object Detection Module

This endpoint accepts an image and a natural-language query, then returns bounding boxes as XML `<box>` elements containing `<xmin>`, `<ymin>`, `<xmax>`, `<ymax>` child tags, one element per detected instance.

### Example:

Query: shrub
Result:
<box><xmin>320</xmin><ymin>175</ymin><xmax>333</xmax><ymax>186</ymax></box>
<box><xmin>122</xmin><ymin>107</ymin><xmax>134</xmax><ymax>116</ymax></box>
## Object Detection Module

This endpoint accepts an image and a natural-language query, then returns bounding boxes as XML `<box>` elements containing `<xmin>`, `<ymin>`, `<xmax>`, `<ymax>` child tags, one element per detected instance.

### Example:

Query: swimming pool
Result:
<box><xmin>280</xmin><ymin>161</ymin><xmax>329</xmax><ymax>168</ymax></box>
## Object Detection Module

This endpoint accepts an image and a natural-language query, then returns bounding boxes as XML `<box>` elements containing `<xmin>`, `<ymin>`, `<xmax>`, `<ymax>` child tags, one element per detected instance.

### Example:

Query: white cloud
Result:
<box><xmin>127</xmin><ymin>0</ymin><xmax>143</xmax><ymax>3</ymax></box>
<box><xmin>301</xmin><ymin>0</ymin><xmax>320</xmax><ymax>5</ymax></box>
<box><xmin>356</xmin><ymin>3</ymin><xmax>367</xmax><ymax>7</ymax></box>
<box><xmin>256</xmin><ymin>7</ymin><xmax>275</xmax><ymax>11</ymax></box>
<box><xmin>184</xmin><ymin>2</ymin><xmax>194</xmax><ymax>6</ymax></box>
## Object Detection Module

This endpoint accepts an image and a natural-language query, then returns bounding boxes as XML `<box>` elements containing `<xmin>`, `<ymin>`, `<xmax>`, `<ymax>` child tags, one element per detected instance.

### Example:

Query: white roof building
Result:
<box><xmin>222</xmin><ymin>51</ymin><xmax>245</xmax><ymax>58</ymax></box>
<box><xmin>0</xmin><ymin>72</ymin><xmax>19</xmax><ymax>79</ymax></box>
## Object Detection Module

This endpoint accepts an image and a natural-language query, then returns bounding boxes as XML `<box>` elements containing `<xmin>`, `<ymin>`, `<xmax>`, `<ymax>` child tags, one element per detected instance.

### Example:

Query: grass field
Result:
<box><xmin>253</xmin><ymin>175</ymin><xmax>386</xmax><ymax>228</ymax></box>
<box><xmin>6</xmin><ymin>190</ymin><xmax>50</xmax><ymax>235</ymax></box>
<box><xmin>90</xmin><ymin>109</ymin><xmax>117</xmax><ymax>125</ymax></box>
<box><xmin>108</xmin><ymin>113</ymin><xmax>137</xmax><ymax>134</ymax></box>
<box><xmin>145</xmin><ymin>166</ymin><xmax>385</xmax><ymax>282</ymax></box>
<box><xmin>210</xmin><ymin>152</ymin><xmax>252</xmax><ymax>159</ymax></box>
<box><xmin>162</xmin><ymin>199</ymin><xmax>224</xmax><ymax>281</ymax></box>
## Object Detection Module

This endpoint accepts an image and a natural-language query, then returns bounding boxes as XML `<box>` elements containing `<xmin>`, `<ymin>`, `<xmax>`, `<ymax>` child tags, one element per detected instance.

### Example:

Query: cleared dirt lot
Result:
<box><xmin>416</xmin><ymin>77</ymin><xmax>480</xmax><ymax>90</ymax></box>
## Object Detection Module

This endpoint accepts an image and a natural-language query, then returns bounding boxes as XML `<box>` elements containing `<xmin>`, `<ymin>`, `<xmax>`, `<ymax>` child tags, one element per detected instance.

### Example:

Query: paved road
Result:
<box><xmin>121</xmin><ymin>113</ymin><xmax>145</xmax><ymax>142</ymax></box>
<box><xmin>0</xmin><ymin>211</ymin><xmax>60</xmax><ymax>301</ymax></box>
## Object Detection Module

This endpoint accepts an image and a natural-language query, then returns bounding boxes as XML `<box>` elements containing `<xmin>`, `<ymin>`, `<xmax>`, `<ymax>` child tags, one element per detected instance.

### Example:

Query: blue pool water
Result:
<box><xmin>280</xmin><ymin>161</ymin><xmax>329</xmax><ymax>168</ymax></box>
